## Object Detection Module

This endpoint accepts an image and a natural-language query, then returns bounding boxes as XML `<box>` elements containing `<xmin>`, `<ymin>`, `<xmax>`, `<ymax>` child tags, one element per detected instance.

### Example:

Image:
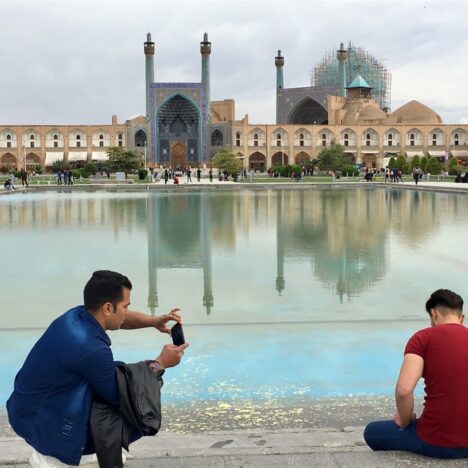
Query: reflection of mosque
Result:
<box><xmin>2</xmin><ymin>189</ymin><xmax>461</xmax><ymax>306</ymax></box>
<box><xmin>147</xmin><ymin>193</ymin><xmax>215</xmax><ymax>315</ymax></box>
<box><xmin>273</xmin><ymin>189</ymin><xmax>392</xmax><ymax>302</ymax></box>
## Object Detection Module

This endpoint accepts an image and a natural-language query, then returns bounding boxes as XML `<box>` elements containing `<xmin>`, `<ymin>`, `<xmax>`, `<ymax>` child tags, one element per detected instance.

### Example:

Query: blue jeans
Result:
<box><xmin>364</xmin><ymin>420</ymin><xmax>468</xmax><ymax>459</ymax></box>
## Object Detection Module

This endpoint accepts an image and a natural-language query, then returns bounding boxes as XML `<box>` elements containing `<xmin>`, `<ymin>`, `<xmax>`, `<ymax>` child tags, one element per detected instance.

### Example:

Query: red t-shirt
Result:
<box><xmin>405</xmin><ymin>323</ymin><xmax>468</xmax><ymax>447</ymax></box>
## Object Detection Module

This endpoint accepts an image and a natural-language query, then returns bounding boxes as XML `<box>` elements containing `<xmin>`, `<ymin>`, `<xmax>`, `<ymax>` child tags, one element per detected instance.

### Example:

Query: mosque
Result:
<box><xmin>1</xmin><ymin>33</ymin><xmax>467</xmax><ymax>172</ymax></box>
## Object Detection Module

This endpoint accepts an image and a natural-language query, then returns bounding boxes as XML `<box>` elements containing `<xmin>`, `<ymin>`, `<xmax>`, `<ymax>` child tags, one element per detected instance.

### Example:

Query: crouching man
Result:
<box><xmin>7</xmin><ymin>270</ymin><xmax>189</xmax><ymax>467</ymax></box>
<box><xmin>364</xmin><ymin>289</ymin><xmax>468</xmax><ymax>459</ymax></box>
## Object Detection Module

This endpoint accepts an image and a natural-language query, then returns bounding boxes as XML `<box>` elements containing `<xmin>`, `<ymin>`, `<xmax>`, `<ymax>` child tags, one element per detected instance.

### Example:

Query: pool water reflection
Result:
<box><xmin>1</xmin><ymin>188</ymin><xmax>467</xmax><ymax>406</ymax></box>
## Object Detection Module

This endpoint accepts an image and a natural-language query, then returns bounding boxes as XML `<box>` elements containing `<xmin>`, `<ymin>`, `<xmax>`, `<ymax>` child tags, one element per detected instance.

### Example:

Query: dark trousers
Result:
<box><xmin>364</xmin><ymin>420</ymin><xmax>468</xmax><ymax>459</ymax></box>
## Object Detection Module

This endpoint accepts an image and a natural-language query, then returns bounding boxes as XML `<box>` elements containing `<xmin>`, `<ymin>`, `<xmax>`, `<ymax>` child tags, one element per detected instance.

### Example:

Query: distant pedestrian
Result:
<box><xmin>164</xmin><ymin>168</ymin><xmax>169</xmax><ymax>185</ymax></box>
<box><xmin>412</xmin><ymin>165</ymin><xmax>422</xmax><ymax>185</ymax></box>
<box><xmin>68</xmin><ymin>170</ymin><xmax>73</xmax><ymax>185</ymax></box>
<box><xmin>209</xmin><ymin>168</ymin><xmax>213</xmax><ymax>182</ymax></box>
<box><xmin>196</xmin><ymin>168</ymin><xmax>201</xmax><ymax>182</ymax></box>
<box><xmin>187</xmin><ymin>168</ymin><xmax>192</xmax><ymax>182</ymax></box>
<box><xmin>57</xmin><ymin>171</ymin><xmax>63</xmax><ymax>185</ymax></box>
<box><xmin>63</xmin><ymin>171</ymin><xmax>69</xmax><ymax>186</ymax></box>
<box><xmin>20</xmin><ymin>169</ymin><xmax>28</xmax><ymax>188</ymax></box>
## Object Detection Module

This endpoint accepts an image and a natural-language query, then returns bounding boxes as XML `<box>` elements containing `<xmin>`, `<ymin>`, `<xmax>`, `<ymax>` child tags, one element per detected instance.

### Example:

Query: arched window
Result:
<box><xmin>299</xmin><ymin>133</ymin><xmax>304</xmax><ymax>140</ymax></box>
<box><xmin>118</xmin><ymin>133</ymin><xmax>123</xmax><ymax>139</ymax></box>
<box><xmin>366</xmin><ymin>133</ymin><xmax>371</xmax><ymax>139</ymax></box>
<box><xmin>6</xmin><ymin>134</ymin><xmax>11</xmax><ymax>140</ymax></box>
<box><xmin>253</xmin><ymin>133</ymin><xmax>259</xmax><ymax>147</ymax></box>
<box><xmin>99</xmin><ymin>134</ymin><xmax>104</xmax><ymax>140</ymax></box>
<box><xmin>276</xmin><ymin>133</ymin><xmax>282</xmax><ymax>139</ymax></box>
<box><xmin>76</xmin><ymin>135</ymin><xmax>81</xmax><ymax>140</ymax></box>
<box><xmin>30</xmin><ymin>134</ymin><xmax>35</xmax><ymax>140</ymax></box>
<box><xmin>211</xmin><ymin>130</ymin><xmax>223</xmax><ymax>146</ymax></box>
<box><xmin>388</xmin><ymin>133</ymin><xmax>393</xmax><ymax>140</ymax></box>
<box><xmin>410</xmin><ymin>133</ymin><xmax>415</xmax><ymax>139</ymax></box>
<box><xmin>53</xmin><ymin>134</ymin><xmax>58</xmax><ymax>140</ymax></box>
<box><xmin>454</xmin><ymin>133</ymin><xmax>460</xmax><ymax>146</ymax></box>
<box><xmin>235</xmin><ymin>132</ymin><xmax>241</xmax><ymax>147</ymax></box>
<box><xmin>321</xmin><ymin>133</ymin><xmax>327</xmax><ymax>146</ymax></box>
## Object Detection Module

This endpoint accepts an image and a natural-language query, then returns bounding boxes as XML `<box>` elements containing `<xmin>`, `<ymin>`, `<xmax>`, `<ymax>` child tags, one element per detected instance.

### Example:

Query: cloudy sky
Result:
<box><xmin>1</xmin><ymin>0</ymin><xmax>467</xmax><ymax>125</ymax></box>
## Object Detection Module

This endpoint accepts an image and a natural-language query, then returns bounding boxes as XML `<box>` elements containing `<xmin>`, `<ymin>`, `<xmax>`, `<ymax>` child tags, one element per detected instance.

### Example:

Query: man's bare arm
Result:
<box><xmin>394</xmin><ymin>353</ymin><xmax>424</xmax><ymax>428</ymax></box>
<box><xmin>121</xmin><ymin>308</ymin><xmax>182</xmax><ymax>333</ymax></box>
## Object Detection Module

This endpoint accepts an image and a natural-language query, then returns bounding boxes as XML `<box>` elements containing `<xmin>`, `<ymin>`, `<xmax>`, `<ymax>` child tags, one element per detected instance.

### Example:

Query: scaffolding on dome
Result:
<box><xmin>312</xmin><ymin>42</ymin><xmax>392</xmax><ymax>111</ymax></box>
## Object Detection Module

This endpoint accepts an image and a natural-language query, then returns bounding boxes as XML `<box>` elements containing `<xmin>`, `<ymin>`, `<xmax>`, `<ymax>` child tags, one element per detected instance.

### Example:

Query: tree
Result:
<box><xmin>317</xmin><ymin>142</ymin><xmax>347</xmax><ymax>172</ymax></box>
<box><xmin>426</xmin><ymin>157</ymin><xmax>441</xmax><ymax>175</ymax></box>
<box><xmin>409</xmin><ymin>155</ymin><xmax>421</xmax><ymax>172</ymax></box>
<box><xmin>388</xmin><ymin>157</ymin><xmax>396</xmax><ymax>169</ymax></box>
<box><xmin>447</xmin><ymin>156</ymin><xmax>461</xmax><ymax>175</ymax></box>
<box><xmin>51</xmin><ymin>160</ymin><xmax>70</xmax><ymax>172</ymax></box>
<box><xmin>211</xmin><ymin>148</ymin><xmax>243</xmax><ymax>174</ymax></box>
<box><xmin>395</xmin><ymin>155</ymin><xmax>407</xmax><ymax>172</ymax></box>
<box><xmin>107</xmin><ymin>147</ymin><xmax>141</xmax><ymax>177</ymax></box>
<box><xmin>420</xmin><ymin>156</ymin><xmax>429</xmax><ymax>172</ymax></box>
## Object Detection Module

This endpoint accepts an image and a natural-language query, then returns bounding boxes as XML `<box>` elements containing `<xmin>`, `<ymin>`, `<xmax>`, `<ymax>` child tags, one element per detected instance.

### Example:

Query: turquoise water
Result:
<box><xmin>1</xmin><ymin>188</ymin><xmax>467</xmax><ymax>405</ymax></box>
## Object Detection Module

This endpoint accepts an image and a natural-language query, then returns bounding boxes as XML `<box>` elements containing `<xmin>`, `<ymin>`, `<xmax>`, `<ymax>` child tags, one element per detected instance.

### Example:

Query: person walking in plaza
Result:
<box><xmin>197</xmin><ymin>167</ymin><xmax>201</xmax><ymax>182</ymax></box>
<box><xmin>209</xmin><ymin>168</ymin><xmax>213</xmax><ymax>182</ymax></box>
<box><xmin>7</xmin><ymin>270</ymin><xmax>189</xmax><ymax>467</ymax></box>
<box><xmin>187</xmin><ymin>167</ymin><xmax>192</xmax><ymax>182</ymax></box>
<box><xmin>56</xmin><ymin>170</ymin><xmax>63</xmax><ymax>185</ymax></box>
<box><xmin>412</xmin><ymin>165</ymin><xmax>422</xmax><ymax>185</ymax></box>
<box><xmin>164</xmin><ymin>168</ymin><xmax>169</xmax><ymax>185</ymax></box>
<box><xmin>364</xmin><ymin>289</ymin><xmax>468</xmax><ymax>459</ymax></box>
<box><xmin>20</xmin><ymin>169</ymin><xmax>29</xmax><ymax>187</ymax></box>
<box><xmin>67</xmin><ymin>169</ymin><xmax>73</xmax><ymax>185</ymax></box>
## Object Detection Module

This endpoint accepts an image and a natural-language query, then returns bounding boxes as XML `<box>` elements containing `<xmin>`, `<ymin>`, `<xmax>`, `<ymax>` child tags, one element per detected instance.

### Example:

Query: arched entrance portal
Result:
<box><xmin>344</xmin><ymin>153</ymin><xmax>356</xmax><ymax>164</ymax></box>
<box><xmin>0</xmin><ymin>153</ymin><xmax>17</xmax><ymax>171</ymax></box>
<box><xmin>158</xmin><ymin>94</ymin><xmax>200</xmax><ymax>165</ymax></box>
<box><xmin>287</xmin><ymin>97</ymin><xmax>328</xmax><ymax>125</ymax></box>
<box><xmin>26</xmin><ymin>153</ymin><xmax>41</xmax><ymax>171</ymax></box>
<box><xmin>362</xmin><ymin>154</ymin><xmax>377</xmax><ymax>169</ymax></box>
<box><xmin>171</xmin><ymin>143</ymin><xmax>186</xmax><ymax>169</ymax></box>
<box><xmin>249</xmin><ymin>152</ymin><xmax>266</xmax><ymax>172</ymax></box>
<box><xmin>272</xmin><ymin>152</ymin><xmax>289</xmax><ymax>166</ymax></box>
<box><xmin>295</xmin><ymin>152</ymin><xmax>310</xmax><ymax>165</ymax></box>
<box><xmin>135</xmin><ymin>129</ymin><xmax>147</xmax><ymax>148</ymax></box>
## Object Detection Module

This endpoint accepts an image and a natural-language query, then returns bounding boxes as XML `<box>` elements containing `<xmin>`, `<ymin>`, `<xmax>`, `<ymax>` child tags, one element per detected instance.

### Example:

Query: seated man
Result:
<box><xmin>4</xmin><ymin>178</ymin><xmax>15</xmax><ymax>190</ymax></box>
<box><xmin>7</xmin><ymin>270</ymin><xmax>189</xmax><ymax>467</ymax></box>
<box><xmin>364</xmin><ymin>289</ymin><xmax>468</xmax><ymax>459</ymax></box>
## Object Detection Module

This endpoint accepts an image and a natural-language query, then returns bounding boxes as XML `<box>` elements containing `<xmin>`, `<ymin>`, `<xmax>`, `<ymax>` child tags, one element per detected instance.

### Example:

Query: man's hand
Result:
<box><xmin>154</xmin><ymin>308</ymin><xmax>183</xmax><ymax>335</ymax></box>
<box><xmin>156</xmin><ymin>343</ymin><xmax>189</xmax><ymax>369</ymax></box>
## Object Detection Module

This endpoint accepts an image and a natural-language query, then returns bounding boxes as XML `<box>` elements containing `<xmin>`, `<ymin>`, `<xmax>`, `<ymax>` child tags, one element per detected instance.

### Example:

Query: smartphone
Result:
<box><xmin>171</xmin><ymin>323</ymin><xmax>185</xmax><ymax>346</ymax></box>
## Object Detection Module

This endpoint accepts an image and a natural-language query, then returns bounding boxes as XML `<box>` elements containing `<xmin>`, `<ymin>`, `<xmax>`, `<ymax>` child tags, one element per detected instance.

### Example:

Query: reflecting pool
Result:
<box><xmin>1</xmin><ymin>188</ymin><xmax>467</xmax><ymax>408</ymax></box>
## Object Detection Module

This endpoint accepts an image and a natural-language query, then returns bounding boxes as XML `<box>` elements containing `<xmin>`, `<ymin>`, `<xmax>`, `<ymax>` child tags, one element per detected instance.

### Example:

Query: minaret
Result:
<box><xmin>201</xmin><ymin>194</ymin><xmax>214</xmax><ymax>315</ymax></box>
<box><xmin>144</xmin><ymin>32</ymin><xmax>155</xmax><ymax>120</ymax></box>
<box><xmin>147</xmin><ymin>194</ymin><xmax>159</xmax><ymax>315</ymax></box>
<box><xmin>337</xmin><ymin>42</ymin><xmax>347</xmax><ymax>98</ymax></box>
<box><xmin>200</xmin><ymin>32</ymin><xmax>211</xmax><ymax>123</ymax></box>
<box><xmin>275</xmin><ymin>50</ymin><xmax>284</xmax><ymax>124</ymax></box>
<box><xmin>275</xmin><ymin>190</ymin><xmax>285</xmax><ymax>295</ymax></box>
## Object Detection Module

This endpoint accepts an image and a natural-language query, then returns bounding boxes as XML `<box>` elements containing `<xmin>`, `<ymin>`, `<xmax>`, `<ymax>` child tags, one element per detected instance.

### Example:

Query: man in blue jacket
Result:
<box><xmin>7</xmin><ymin>270</ymin><xmax>189</xmax><ymax>467</ymax></box>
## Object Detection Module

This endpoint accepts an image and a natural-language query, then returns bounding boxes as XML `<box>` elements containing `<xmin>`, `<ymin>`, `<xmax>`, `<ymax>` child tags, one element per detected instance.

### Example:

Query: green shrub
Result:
<box><xmin>388</xmin><ymin>157</ymin><xmax>396</xmax><ymax>169</ymax></box>
<box><xmin>341</xmin><ymin>164</ymin><xmax>359</xmax><ymax>176</ymax></box>
<box><xmin>71</xmin><ymin>169</ymin><xmax>81</xmax><ymax>179</ymax></box>
<box><xmin>420</xmin><ymin>156</ymin><xmax>428</xmax><ymax>172</ymax></box>
<box><xmin>138</xmin><ymin>169</ymin><xmax>148</xmax><ymax>180</ymax></box>
<box><xmin>426</xmin><ymin>157</ymin><xmax>441</xmax><ymax>175</ymax></box>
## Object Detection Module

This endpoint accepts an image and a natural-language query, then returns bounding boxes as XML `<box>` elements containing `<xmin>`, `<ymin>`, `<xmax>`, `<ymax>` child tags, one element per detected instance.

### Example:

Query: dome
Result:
<box><xmin>357</xmin><ymin>104</ymin><xmax>387</xmax><ymax>122</ymax></box>
<box><xmin>388</xmin><ymin>100</ymin><xmax>443</xmax><ymax>124</ymax></box>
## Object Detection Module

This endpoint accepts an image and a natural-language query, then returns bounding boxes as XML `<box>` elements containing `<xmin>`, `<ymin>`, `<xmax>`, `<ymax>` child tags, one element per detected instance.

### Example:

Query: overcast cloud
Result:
<box><xmin>1</xmin><ymin>0</ymin><xmax>467</xmax><ymax>125</ymax></box>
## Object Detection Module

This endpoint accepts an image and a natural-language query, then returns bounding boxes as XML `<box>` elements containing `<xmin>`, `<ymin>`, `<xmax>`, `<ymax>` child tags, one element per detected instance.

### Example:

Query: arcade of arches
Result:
<box><xmin>271</xmin><ymin>152</ymin><xmax>289</xmax><ymax>166</ymax></box>
<box><xmin>0</xmin><ymin>153</ymin><xmax>16</xmax><ymax>171</ymax></box>
<box><xmin>249</xmin><ymin>152</ymin><xmax>266</xmax><ymax>171</ymax></box>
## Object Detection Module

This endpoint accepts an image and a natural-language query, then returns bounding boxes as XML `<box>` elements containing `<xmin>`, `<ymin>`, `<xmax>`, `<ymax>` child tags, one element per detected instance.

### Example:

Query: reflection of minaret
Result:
<box><xmin>275</xmin><ymin>190</ymin><xmax>285</xmax><ymax>294</ymax></box>
<box><xmin>201</xmin><ymin>194</ymin><xmax>214</xmax><ymax>314</ymax></box>
<box><xmin>147</xmin><ymin>194</ymin><xmax>159</xmax><ymax>315</ymax></box>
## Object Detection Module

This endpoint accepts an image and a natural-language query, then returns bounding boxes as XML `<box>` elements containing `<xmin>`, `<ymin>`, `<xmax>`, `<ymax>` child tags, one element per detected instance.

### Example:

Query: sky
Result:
<box><xmin>1</xmin><ymin>0</ymin><xmax>468</xmax><ymax>125</ymax></box>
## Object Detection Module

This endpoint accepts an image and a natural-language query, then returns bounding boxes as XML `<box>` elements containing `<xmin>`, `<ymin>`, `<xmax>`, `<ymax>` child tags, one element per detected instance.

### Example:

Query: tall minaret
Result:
<box><xmin>200</xmin><ymin>32</ymin><xmax>211</xmax><ymax>122</ymax></box>
<box><xmin>337</xmin><ymin>42</ymin><xmax>347</xmax><ymax>98</ymax></box>
<box><xmin>144</xmin><ymin>32</ymin><xmax>155</xmax><ymax>120</ymax></box>
<box><xmin>275</xmin><ymin>190</ymin><xmax>285</xmax><ymax>295</ymax></box>
<box><xmin>275</xmin><ymin>50</ymin><xmax>284</xmax><ymax>124</ymax></box>
<box><xmin>201</xmin><ymin>194</ymin><xmax>214</xmax><ymax>315</ymax></box>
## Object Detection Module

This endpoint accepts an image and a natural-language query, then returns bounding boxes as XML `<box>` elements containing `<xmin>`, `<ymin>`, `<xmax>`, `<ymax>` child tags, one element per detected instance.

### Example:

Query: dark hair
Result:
<box><xmin>83</xmin><ymin>270</ymin><xmax>132</xmax><ymax>312</ymax></box>
<box><xmin>425</xmin><ymin>289</ymin><xmax>464</xmax><ymax>315</ymax></box>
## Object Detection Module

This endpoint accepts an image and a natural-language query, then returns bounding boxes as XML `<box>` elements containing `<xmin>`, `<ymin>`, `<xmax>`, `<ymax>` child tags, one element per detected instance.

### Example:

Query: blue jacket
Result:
<box><xmin>7</xmin><ymin>306</ymin><xmax>119</xmax><ymax>465</ymax></box>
